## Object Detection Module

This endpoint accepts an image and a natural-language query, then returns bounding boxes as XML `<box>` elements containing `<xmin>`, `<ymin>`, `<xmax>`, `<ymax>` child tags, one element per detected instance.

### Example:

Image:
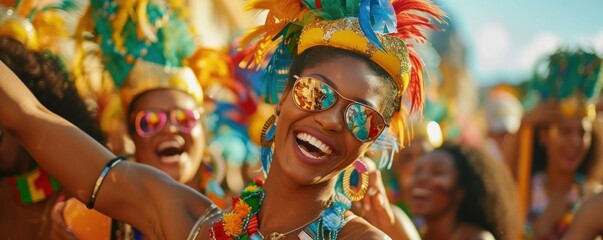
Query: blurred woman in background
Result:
<box><xmin>512</xmin><ymin>50</ymin><xmax>603</xmax><ymax>239</ymax></box>
<box><xmin>407</xmin><ymin>143</ymin><xmax>520</xmax><ymax>240</ymax></box>
<box><xmin>0</xmin><ymin>5</ymin><xmax>105</xmax><ymax>238</ymax></box>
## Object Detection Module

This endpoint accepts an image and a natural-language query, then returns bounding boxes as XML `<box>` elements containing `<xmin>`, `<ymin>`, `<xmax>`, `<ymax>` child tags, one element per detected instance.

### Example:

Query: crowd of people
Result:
<box><xmin>1</xmin><ymin>0</ymin><xmax>602</xmax><ymax>240</ymax></box>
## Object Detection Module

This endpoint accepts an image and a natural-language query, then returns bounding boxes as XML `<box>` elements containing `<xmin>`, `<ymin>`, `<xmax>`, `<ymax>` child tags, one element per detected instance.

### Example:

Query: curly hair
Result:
<box><xmin>0</xmin><ymin>36</ymin><xmax>104</xmax><ymax>143</ymax></box>
<box><xmin>287</xmin><ymin>46</ymin><xmax>401</xmax><ymax>121</ymax></box>
<box><xmin>437</xmin><ymin>143</ymin><xmax>521</xmax><ymax>240</ymax></box>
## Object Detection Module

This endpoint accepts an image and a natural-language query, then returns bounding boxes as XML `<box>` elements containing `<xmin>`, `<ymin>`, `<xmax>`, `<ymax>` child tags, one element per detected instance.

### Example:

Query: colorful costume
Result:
<box><xmin>0</xmin><ymin>1</ymin><xmax>111</xmax><ymax>238</ymax></box>
<box><xmin>518</xmin><ymin>49</ymin><xmax>603</xmax><ymax>240</ymax></box>
<box><xmin>202</xmin><ymin>0</ymin><xmax>446</xmax><ymax>239</ymax></box>
<box><xmin>0</xmin><ymin>0</ymin><xmax>80</xmax><ymax>207</ymax></box>
<box><xmin>73</xmin><ymin>0</ymin><xmax>237</xmax><ymax>238</ymax></box>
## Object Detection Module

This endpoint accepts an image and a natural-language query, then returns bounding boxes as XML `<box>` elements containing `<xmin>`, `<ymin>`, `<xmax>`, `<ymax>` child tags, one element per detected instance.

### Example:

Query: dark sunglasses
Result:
<box><xmin>292</xmin><ymin>76</ymin><xmax>388</xmax><ymax>142</ymax></box>
<box><xmin>131</xmin><ymin>108</ymin><xmax>201</xmax><ymax>137</ymax></box>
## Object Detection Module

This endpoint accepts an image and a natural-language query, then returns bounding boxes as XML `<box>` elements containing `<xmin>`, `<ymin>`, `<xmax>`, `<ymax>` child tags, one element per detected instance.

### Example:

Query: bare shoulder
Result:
<box><xmin>462</xmin><ymin>224</ymin><xmax>495</xmax><ymax>240</ymax></box>
<box><xmin>338</xmin><ymin>214</ymin><xmax>391</xmax><ymax>240</ymax></box>
<box><xmin>575</xmin><ymin>191</ymin><xmax>603</xmax><ymax>227</ymax></box>
<box><xmin>563</xmin><ymin>191</ymin><xmax>603</xmax><ymax>239</ymax></box>
<box><xmin>124</xmin><ymin>163</ymin><xmax>216</xmax><ymax>239</ymax></box>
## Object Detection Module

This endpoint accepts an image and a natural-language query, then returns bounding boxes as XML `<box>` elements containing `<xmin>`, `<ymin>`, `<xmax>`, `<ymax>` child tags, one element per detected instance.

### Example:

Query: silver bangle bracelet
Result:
<box><xmin>87</xmin><ymin>156</ymin><xmax>125</xmax><ymax>209</ymax></box>
<box><xmin>188</xmin><ymin>204</ymin><xmax>222</xmax><ymax>240</ymax></box>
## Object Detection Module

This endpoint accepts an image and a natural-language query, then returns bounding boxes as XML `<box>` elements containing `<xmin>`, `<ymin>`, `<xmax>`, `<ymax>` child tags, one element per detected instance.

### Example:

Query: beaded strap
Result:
<box><xmin>87</xmin><ymin>156</ymin><xmax>125</xmax><ymax>209</ymax></box>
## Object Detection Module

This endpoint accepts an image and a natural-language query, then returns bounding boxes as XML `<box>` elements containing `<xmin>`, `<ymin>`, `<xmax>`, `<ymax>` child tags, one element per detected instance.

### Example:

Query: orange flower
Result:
<box><xmin>223</xmin><ymin>200</ymin><xmax>252</xmax><ymax>236</ymax></box>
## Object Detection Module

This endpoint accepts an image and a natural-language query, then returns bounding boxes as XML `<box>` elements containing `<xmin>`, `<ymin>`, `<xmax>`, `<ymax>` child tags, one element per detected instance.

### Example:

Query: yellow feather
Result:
<box><xmin>240</xmin><ymin>0</ymin><xmax>303</xmax><ymax>70</ymax></box>
<box><xmin>244</xmin><ymin>0</ymin><xmax>276</xmax><ymax>11</ymax></box>
<box><xmin>136</xmin><ymin>0</ymin><xmax>158</xmax><ymax>42</ymax></box>
<box><xmin>238</xmin><ymin>26</ymin><xmax>265</xmax><ymax>50</ymax></box>
<box><xmin>112</xmin><ymin>0</ymin><xmax>136</xmax><ymax>51</ymax></box>
<box><xmin>268</xmin><ymin>0</ymin><xmax>301</xmax><ymax>20</ymax></box>
<box><xmin>31</xmin><ymin>12</ymin><xmax>68</xmax><ymax>54</ymax></box>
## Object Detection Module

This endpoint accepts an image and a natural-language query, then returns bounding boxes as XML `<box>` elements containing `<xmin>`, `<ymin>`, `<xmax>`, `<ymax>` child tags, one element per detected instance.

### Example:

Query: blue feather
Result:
<box><xmin>370</xmin><ymin>0</ymin><xmax>397</xmax><ymax>34</ymax></box>
<box><xmin>369</xmin><ymin>129</ymin><xmax>399</xmax><ymax>170</ymax></box>
<box><xmin>263</xmin><ymin>41</ymin><xmax>293</xmax><ymax>104</ymax></box>
<box><xmin>358</xmin><ymin>0</ymin><xmax>385</xmax><ymax>51</ymax></box>
<box><xmin>260</xmin><ymin>146</ymin><xmax>272</xmax><ymax>176</ymax></box>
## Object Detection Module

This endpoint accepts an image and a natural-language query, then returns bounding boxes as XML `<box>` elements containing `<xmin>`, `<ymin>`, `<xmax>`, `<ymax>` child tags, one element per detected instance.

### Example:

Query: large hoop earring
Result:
<box><xmin>260</xmin><ymin>114</ymin><xmax>276</xmax><ymax>147</ymax></box>
<box><xmin>342</xmin><ymin>163</ymin><xmax>368</xmax><ymax>201</ymax></box>
<box><xmin>260</xmin><ymin>115</ymin><xmax>277</xmax><ymax>175</ymax></box>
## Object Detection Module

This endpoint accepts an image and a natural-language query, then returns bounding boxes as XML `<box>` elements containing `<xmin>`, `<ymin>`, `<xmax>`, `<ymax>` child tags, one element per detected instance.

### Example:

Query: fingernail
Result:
<box><xmin>378</xmin><ymin>194</ymin><xmax>385</xmax><ymax>206</ymax></box>
<box><xmin>56</xmin><ymin>194</ymin><xmax>66</xmax><ymax>203</ymax></box>
<box><xmin>354</xmin><ymin>160</ymin><xmax>368</xmax><ymax>173</ymax></box>
<box><xmin>368</xmin><ymin>187</ymin><xmax>378</xmax><ymax>196</ymax></box>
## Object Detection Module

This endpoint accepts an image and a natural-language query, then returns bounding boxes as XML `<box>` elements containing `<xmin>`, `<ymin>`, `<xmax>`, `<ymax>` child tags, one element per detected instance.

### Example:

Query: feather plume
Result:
<box><xmin>359</xmin><ymin>0</ymin><xmax>398</xmax><ymax>50</ymax></box>
<box><xmin>243</xmin><ymin>0</ymin><xmax>303</xmax><ymax>68</ymax></box>
<box><xmin>359</xmin><ymin>0</ymin><xmax>384</xmax><ymax>50</ymax></box>
<box><xmin>112</xmin><ymin>0</ymin><xmax>135</xmax><ymax>51</ymax></box>
<box><xmin>37</xmin><ymin>0</ymin><xmax>79</xmax><ymax>13</ymax></box>
<box><xmin>7</xmin><ymin>0</ymin><xmax>80</xmax><ymax>54</ymax></box>
<box><xmin>389</xmin><ymin>0</ymin><xmax>445</xmax><ymax>115</ymax></box>
<box><xmin>136</xmin><ymin>0</ymin><xmax>158</xmax><ymax>43</ymax></box>
<box><xmin>391</xmin><ymin>0</ymin><xmax>445</xmax><ymax>41</ymax></box>
<box><xmin>370</xmin><ymin>0</ymin><xmax>397</xmax><ymax>33</ymax></box>
<box><xmin>406</xmin><ymin>45</ymin><xmax>425</xmax><ymax>114</ymax></box>
<box><xmin>262</xmin><ymin>41</ymin><xmax>292</xmax><ymax>103</ymax></box>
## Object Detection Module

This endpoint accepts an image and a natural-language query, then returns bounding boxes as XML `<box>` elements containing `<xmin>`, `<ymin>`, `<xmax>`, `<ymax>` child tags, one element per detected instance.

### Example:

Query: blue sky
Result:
<box><xmin>435</xmin><ymin>0</ymin><xmax>603</xmax><ymax>86</ymax></box>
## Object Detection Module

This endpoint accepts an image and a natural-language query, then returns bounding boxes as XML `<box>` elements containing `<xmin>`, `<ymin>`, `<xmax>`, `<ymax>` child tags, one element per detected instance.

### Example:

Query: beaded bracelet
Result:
<box><xmin>87</xmin><ymin>156</ymin><xmax>125</xmax><ymax>209</ymax></box>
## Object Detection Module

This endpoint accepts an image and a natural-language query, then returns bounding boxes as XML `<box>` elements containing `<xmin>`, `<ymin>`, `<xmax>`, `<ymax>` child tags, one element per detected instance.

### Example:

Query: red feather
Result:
<box><xmin>407</xmin><ymin>45</ymin><xmax>425</xmax><ymax>114</ymax></box>
<box><xmin>389</xmin><ymin>0</ymin><xmax>446</xmax><ymax>115</ymax></box>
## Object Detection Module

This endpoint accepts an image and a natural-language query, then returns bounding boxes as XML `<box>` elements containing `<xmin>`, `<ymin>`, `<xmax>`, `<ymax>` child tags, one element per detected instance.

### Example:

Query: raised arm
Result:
<box><xmin>0</xmin><ymin>60</ymin><xmax>213</xmax><ymax>238</ymax></box>
<box><xmin>563</xmin><ymin>191</ymin><xmax>603</xmax><ymax>240</ymax></box>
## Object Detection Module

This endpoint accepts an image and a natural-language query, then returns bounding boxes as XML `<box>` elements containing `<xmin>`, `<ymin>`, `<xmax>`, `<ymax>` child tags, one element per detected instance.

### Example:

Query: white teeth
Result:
<box><xmin>411</xmin><ymin>188</ymin><xmax>430</xmax><ymax>197</ymax></box>
<box><xmin>299</xmin><ymin>145</ymin><xmax>327</xmax><ymax>159</ymax></box>
<box><xmin>157</xmin><ymin>140</ymin><xmax>182</xmax><ymax>151</ymax></box>
<box><xmin>296</xmin><ymin>133</ymin><xmax>333</xmax><ymax>155</ymax></box>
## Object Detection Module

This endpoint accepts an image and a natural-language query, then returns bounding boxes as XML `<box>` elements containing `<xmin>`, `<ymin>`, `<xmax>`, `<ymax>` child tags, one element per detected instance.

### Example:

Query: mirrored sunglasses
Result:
<box><xmin>132</xmin><ymin>108</ymin><xmax>201</xmax><ymax>137</ymax></box>
<box><xmin>292</xmin><ymin>76</ymin><xmax>387</xmax><ymax>142</ymax></box>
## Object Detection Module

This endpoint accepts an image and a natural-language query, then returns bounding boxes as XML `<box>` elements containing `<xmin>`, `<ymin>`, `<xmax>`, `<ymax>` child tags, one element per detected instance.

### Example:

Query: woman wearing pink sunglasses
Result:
<box><xmin>0</xmin><ymin>0</ymin><xmax>445</xmax><ymax>239</ymax></box>
<box><xmin>48</xmin><ymin>1</ymin><xmax>225</xmax><ymax>238</ymax></box>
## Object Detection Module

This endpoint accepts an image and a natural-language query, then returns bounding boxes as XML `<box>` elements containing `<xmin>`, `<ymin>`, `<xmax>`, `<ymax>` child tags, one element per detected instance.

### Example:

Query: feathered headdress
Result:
<box><xmin>0</xmin><ymin>0</ymin><xmax>79</xmax><ymax>53</ymax></box>
<box><xmin>81</xmin><ymin>0</ymin><xmax>202</xmax><ymax>104</ymax></box>
<box><xmin>72</xmin><ymin>0</ymin><xmax>207</xmax><ymax>154</ymax></box>
<box><xmin>240</xmin><ymin>0</ymin><xmax>446</xmax><ymax>168</ymax></box>
<box><xmin>517</xmin><ymin>49</ymin><xmax>602</xmax><ymax>220</ymax></box>
<box><xmin>532</xmin><ymin>49</ymin><xmax>602</xmax><ymax>120</ymax></box>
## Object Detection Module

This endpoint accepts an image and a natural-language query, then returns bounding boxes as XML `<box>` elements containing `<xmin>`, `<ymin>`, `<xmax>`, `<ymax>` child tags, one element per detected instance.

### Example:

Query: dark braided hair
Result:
<box><xmin>0</xmin><ymin>36</ymin><xmax>105</xmax><ymax>143</ymax></box>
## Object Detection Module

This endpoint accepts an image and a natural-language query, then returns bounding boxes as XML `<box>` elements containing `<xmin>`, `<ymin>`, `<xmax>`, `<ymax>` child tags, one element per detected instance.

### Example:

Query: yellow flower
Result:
<box><xmin>244</xmin><ymin>185</ymin><xmax>260</xmax><ymax>193</ymax></box>
<box><xmin>223</xmin><ymin>200</ymin><xmax>252</xmax><ymax>236</ymax></box>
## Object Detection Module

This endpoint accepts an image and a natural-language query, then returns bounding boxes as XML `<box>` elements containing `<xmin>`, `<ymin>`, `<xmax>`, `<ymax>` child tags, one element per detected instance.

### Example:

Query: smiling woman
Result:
<box><xmin>0</xmin><ymin>0</ymin><xmax>444</xmax><ymax>239</ymax></box>
<box><xmin>0</xmin><ymin>24</ymin><xmax>105</xmax><ymax>240</ymax></box>
<box><xmin>56</xmin><ymin>0</ymin><xmax>230</xmax><ymax>238</ymax></box>
<box><xmin>407</xmin><ymin>143</ymin><xmax>520</xmax><ymax>240</ymax></box>
<box><xmin>202</xmin><ymin>0</ymin><xmax>445</xmax><ymax>238</ymax></box>
<box><xmin>513</xmin><ymin>49</ymin><xmax>603</xmax><ymax>240</ymax></box>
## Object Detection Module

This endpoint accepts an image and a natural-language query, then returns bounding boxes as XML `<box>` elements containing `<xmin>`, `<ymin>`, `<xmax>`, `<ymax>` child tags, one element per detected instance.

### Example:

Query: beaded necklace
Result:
<box><xmin>209</xmin><ymin>179</ymin><xmax>350</xmax><ymax>240</ymax></box>
<box><xmin>4</xmin><ymin>166</ymin><xmax>60</xmax><ymax>204</ymax></box>
<box><xmin>526</xmin><ymin>172</ymin><xmax>584</xmax><ymax>238</ymax></box>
